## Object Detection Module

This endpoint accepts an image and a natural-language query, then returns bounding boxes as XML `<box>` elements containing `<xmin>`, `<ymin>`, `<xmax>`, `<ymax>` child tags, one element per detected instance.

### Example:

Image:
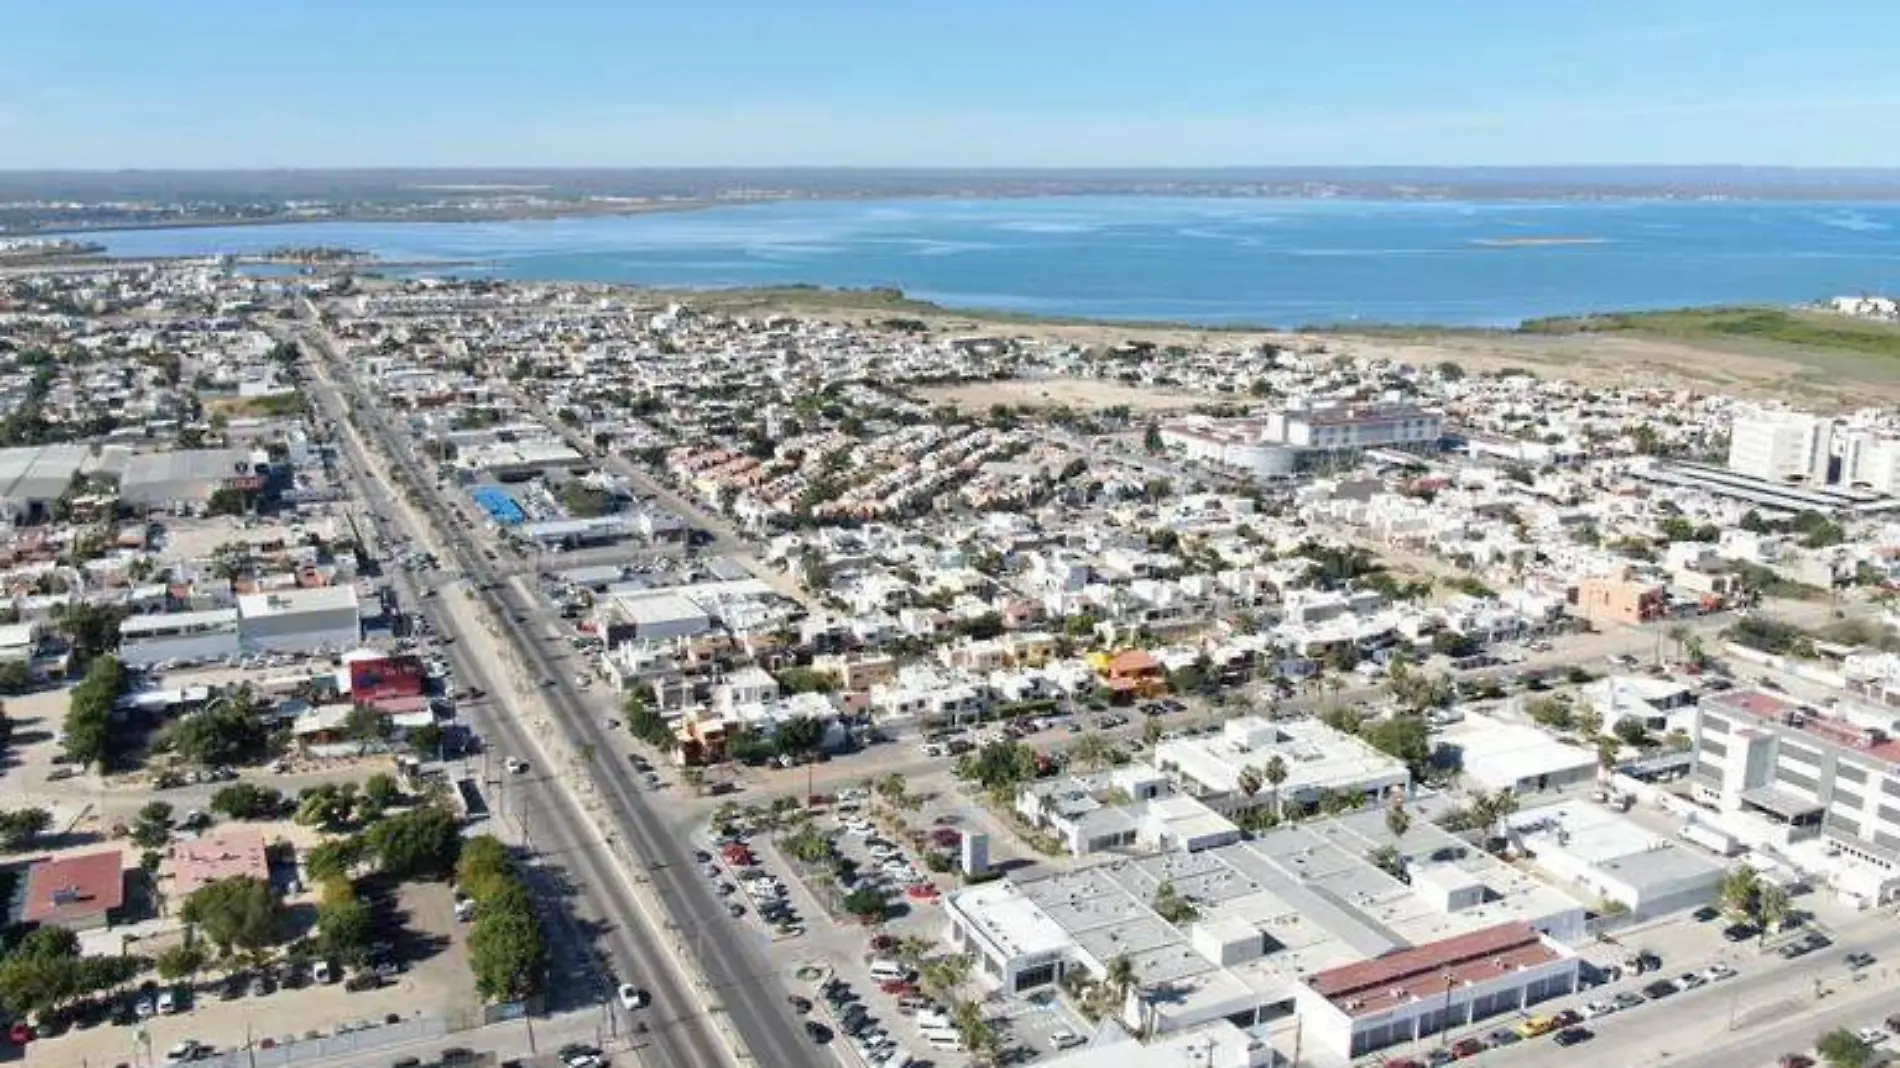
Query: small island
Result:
<box><xmin>257</xmin><ymin>245</ymin><xmax>374</xmax><ymax>264</ymax></box>
<box><xmin>1472</xmin><ymin>236</ymin><xmax>1608</xmax><ymax>248</ymax></box>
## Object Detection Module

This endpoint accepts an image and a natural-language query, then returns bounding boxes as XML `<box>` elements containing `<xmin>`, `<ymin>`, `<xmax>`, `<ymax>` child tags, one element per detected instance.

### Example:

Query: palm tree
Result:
<box><xmin>1574</xmin><ymin>708</ymin><xmax>1604</xmax><ymax>739</ymax></box>
<box><xmin>877</xmin><ymin>772</ymin><xmax>909</xmax><ymax>808</ymax></box>
<box><xmin>1665</xmin><ymin>623</ymin><xmax>1690</xmax><ymax>664</ymax></box>
<box><xmin>1385</xmin><ymin>802</ymin><xmax>1411</xmax><ymax>841</ymax></box>
<box><xmin>951</xmin><ymin>999</ymin><xmax>999</xmax><ymax>1064</ymax></box>
<box><xmin>1104</xmin><ymin>953</ymin><xmax>1138</xmax><ymax>1014</ymax></box>
<box><xmin>1263</xmin><ymin>754</ymin><xmax>1288</xmax><ymax>817</ymax></box>
<box><xmin>1758</xmin><ymin>882</ymin><xmax>1793</xmax><ymax>936</ymax></box>
<box><xmin>1236</xmin><ymin>765</ymin><xmax>1263</xmax><ymax>801</ymax></box>
<box><xmin>1069</xmin><ymin>733</ymin><xmax>1117</xmax><ymax>773</ymax></box>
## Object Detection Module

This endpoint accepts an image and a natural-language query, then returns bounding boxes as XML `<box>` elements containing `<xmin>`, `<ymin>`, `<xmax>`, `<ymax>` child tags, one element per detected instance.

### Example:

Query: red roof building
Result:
<box><xmin>22</xmin><ymin>850</ymin><xmax>127</xmax><ymax>930</ymax></box>
<box><xmin>348</xmin><ymin>655</ymin><xmax>426</xmax><ymax>702</ymax></box>
<box><xmin>1302</xmin><ymin>921</ymin><xmax>1577</xmax><ymax>1058</ymax></box>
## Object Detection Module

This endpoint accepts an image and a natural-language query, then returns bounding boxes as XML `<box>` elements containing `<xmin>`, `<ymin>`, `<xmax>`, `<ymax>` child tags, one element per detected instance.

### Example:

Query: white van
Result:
<box><xmin>915</xmin><ymin>1009</ymin><xmax>952</xmax><ymax>1030</ymax></box>
<box><xmin>925</xmin><ymin>1032</ymin><xmax>965</xmax><ymax>1053</ymax></box>
<box><xmin>868</xmin><ymin>959</ymin><xmax>909</xmax><ymax>982</ymax></box>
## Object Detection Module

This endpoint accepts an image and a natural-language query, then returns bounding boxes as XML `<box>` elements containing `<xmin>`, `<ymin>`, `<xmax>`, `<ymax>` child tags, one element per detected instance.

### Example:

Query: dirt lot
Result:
<box><xmin>693</xmin><ymin>286</ymin><xmax>1900</xmax><ymax>408</ymax></box>
<box><xmin>35</xmin><ymin>880</ymin><xmax>476</xmax><ymax>1067</ymax></box>
<box><xmin>917</xmin><ymin>376</ymin><xmax>1211</xmax><ymax>413</ymax></box>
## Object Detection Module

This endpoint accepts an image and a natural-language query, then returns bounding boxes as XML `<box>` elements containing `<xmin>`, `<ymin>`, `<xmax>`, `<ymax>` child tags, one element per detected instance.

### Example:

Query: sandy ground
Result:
<box><xmin>693</xmin><ymin>289</ymin><xmax>1900</xmax><ymax>407</ymax></box>
<box><xmin>916</xmin><ymin>376</ymin><xmax>1211</xmax><ymax>412</ymax></box>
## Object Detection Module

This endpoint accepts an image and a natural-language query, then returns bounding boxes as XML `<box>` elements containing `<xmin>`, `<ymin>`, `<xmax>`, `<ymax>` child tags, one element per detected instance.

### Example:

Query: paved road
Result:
<box><xmin>1417</xmin><ymin>909</ymin><xmax>1900</xmax><ymax>1068</ymax></box>
<box><xmin>295</xmin><ymin>314</ymin><xmax>824</xmax><ymax>1068</ymax></box>
<box><xmin>295</xmin><ymin>333</ymin><xmax>729</xmax><ymax>1068</ymax></box>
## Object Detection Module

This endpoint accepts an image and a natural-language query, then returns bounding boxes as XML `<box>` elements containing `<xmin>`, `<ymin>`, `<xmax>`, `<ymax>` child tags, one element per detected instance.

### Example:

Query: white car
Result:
<box><xmin>1704</xmin><ymin>963</ymin><xmax>1737</xmax><ymax>981</ymax></box>
<box><xmin>165</xmin><ymin>1041</ymin><xmax>211</xmax><ymax>1065</ymax></box>
<box><xmin>1859</xmin><ymin>1027</ymin><xmax>1888</xmax><ymax>1046</ymax></box>
<box><xmin>618</xmin><ymin>983</ymin><xmax>649</xmax><ymax>1010</ymax></box>
<box><xmin>1581</xmin><ymin>1000</ymin><xmax>1618</xmax><ymax>1019</ymax></box>
<box><xmin>1051</xmin><ymin>1030</ymin><xmax>1086</xmax><ymax>1050</ymax></box>
<box><xmin>505</xmin><ymin>758</ymin><xmax>529</xmax><ymax>774</ymax></box>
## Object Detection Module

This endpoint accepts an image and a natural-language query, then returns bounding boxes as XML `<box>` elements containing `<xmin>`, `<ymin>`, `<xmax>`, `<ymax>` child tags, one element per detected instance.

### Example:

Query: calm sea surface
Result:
<box><xmin>81</xmin><ymin>197</ymin><xmax>1900</xmax><ymax>327</ymax></box>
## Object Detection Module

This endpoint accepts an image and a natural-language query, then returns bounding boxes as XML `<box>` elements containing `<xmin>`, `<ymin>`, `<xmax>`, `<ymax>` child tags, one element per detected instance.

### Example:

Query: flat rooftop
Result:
<box><xmin>237</xmin><ymin>584</ymin><xmax>359</xmax><ymax>619</ymax></box>
<box><xmin>1155</xmin><ymin>716</ymin><xmax>1407</xmax><ymax>797</ymax></box>
<box><xmin>1505</xmin><ymin>799</ymin><xmax>1725</xmax><ymax>894</ymax></box>
<box><xmin>1437</xmin><ymin>712</ymin><xmax>1595</xmax><ymax>789</ymax></box>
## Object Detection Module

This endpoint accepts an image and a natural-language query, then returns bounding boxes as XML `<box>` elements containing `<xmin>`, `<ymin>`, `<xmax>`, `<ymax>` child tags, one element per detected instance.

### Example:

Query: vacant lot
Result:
<box><xmin>694</xmin><ymin>286</ymin><xmax>1900</xmax><ymax>407</ymax></box>
<box><xmin>917</xmin><ymin>376</ymin><xmax>1209</xmax><ymax>413</ymax></box>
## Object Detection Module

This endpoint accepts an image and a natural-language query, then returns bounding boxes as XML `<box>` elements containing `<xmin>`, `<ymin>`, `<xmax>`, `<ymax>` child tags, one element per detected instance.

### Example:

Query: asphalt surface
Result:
<box><xmin>295</xmin><ymin>315</ymin><xmax>824</xmax><ymax>1068</ymax></box>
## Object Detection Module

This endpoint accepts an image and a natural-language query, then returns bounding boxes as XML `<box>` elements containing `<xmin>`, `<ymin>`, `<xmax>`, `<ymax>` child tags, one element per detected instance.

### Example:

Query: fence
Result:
<box><xmin>200</xmin><ymin>1013</ymin><xmax>453</xmax><ymax>1068</ymax></box>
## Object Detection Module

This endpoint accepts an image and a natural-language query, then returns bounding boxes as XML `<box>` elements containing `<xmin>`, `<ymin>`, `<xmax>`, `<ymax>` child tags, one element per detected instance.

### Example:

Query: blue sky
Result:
<box><xmin>4</xmin><ymin>0</ymin><xmax>1898</xmax><ymax>169</ymax></box>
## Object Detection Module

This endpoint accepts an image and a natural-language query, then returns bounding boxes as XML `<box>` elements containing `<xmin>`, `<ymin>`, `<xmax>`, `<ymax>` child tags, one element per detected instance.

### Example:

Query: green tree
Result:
<box><xmin>170</xmin><ymin>689</ymin><xmax>271</xmax><ymax>766</ymax></box>
<box><xmin>364</xmin><ymin>805</ymin><xmax>461</xmax><ymax>880</ymax></box>
<box><xmin>363</xmin><ymin>772</ymin><xmax>402</xmax><ymax>808</ymax></box>
<box><xmin>1385</xmin><ymin>802</ymin><xmax>1411</xmax><ymax>841</ymax></box>
<box><xmin>131</xmin><ymin>800</ymin><xmax>175</xmax><ymax>848</ymax></box>
<box><xmin>955</xmin><ymin>739</ymin><xmax>1039</xmax><ymax>798</ymax></box>
<box><xmin>181</xmin><ymin>876</ymin><xmax>280</xmax><ymax>955</ymax></box>
<box><xmin>155</xmin><ymin>944</ymin><xmax>208</xmax><ymax>984</ymax></box>
<box><xmin>468</xmin><ymin>900</ymin><xmax>546</xmax><ymax>1002</ymax></box>
<box><xmin>0</xmin><ymin>807</ymin><xmax>52</xmax><ymax>851</ymax></box>
<box><xmin>1817</xmin><ymin>1029</ymin><xmax>1875</xmax><ymax>1068</ymax></box>
<box><xmin>842</xmin><ymin>887</ymin><xmax>889</xmax><ymax>924</ymax></box>
<box><xmin>406</xmin><ymin>721</ymin><xmax>446</xmax><ymax>759</ymax></box>
<box><xmin>210</xmin><ymin>782</ymin><xmax>284</xmax><ymax>820</ymax></box>
<box><xmin>344</xmin><ymin>704</ymin><xmax>391</xmax><ymax>746</ymax></box>
<box><xmin>1236</xmin><ymin>765</ymin><xmax>1263</xmax><ymax>800</ymax></box>
<box><xmin>774</xmin><ymin>714</ymin><xmax>827</xmax><ymax>760</ymax></box>
<box><xmin>1150</xmin><ymin>879</ymin><xmax>1199</xmax><ymax>924</ymax></box>
<box><xmin>1362</xmin><ymin>714</ymin><xmax>1434</xmax><ymax>776</ymax></box>
<box><xmin>304</xmin><ymin>836</ymin><xmax>366</xmax><ymax>884</ymax></box>
<box><xmin>1262</xmin><ymin>754</ymin><xmax>1288</xmax><ymax>814</ymax></box>
<box><xmin>0</xmin><ymin>659</ymin><xmax>31</xmax><ymax>696</ymax></box>
<box><xmin>296</xmin><ymin>783</ymin><xmax>358</xmax><ymax>830</ymax></box>
<box><xmin>1068</xmin><ymin>732</ymin><xmax>1118</xmax><ymax>773</ymax></box>
<box><xmin>1612</xmin><ymin>717</ymin><xmax>1652</xmax><ymax>749</ymax></box>
<box><xmin>316</xmin><ymin>882</ymin><xmax>376</xmax><ymax>965</ymax></box>
<box><xmin>62</xmin><ymin>653</ymin><xmax>125</xmax><ymax>770</ymax></box>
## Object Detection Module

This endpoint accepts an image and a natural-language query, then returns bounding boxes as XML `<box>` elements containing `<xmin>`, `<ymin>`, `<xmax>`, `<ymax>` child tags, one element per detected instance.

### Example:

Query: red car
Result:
<box><xmin>928</xmin><ymin>828</ymin><xmax>961</xmax><ymax>848</ymax></box>
<box><xmin>907</xmin><ymin>884</ymin><xmax>941</xmax><ymax>902</ymax></box>
<box><xmin>879</xmin><ymin>979</ymin><xmax>917</xmax><ymax>996</ymax></box>
<box><xmin>1451</xmin><ymin>1038</ymin><xmax>1486</xmax><ymax>1059</ymax></box>
<box><xmin>6</xmin><ymin>1022</ymin><xmax>32</xmax><ymax>1045</ymax></box>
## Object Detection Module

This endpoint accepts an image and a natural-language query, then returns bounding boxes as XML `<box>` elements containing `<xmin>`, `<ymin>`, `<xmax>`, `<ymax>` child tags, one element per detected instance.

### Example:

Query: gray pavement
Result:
<box><xmin>296</xmin><ymin>313</ymin><xmax>824</xmax><ymax>1068</ymax></box>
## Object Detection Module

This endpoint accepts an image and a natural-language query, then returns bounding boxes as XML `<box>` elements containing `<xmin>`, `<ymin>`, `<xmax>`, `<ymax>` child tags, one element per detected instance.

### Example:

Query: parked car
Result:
<box><xmin>1553</xmin><ymin>1028</ymin><xmax>1594</xmax><ymax>1048</ymax></box>
<box><xmin>618</xmin><ymin>984</ymin><xmax>649</xmax><ymax>1010</ymax></box>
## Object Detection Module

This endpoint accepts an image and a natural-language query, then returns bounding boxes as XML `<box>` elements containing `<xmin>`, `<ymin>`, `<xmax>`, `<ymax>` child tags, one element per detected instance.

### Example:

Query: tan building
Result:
<box><xmin>1575</xmin><ymin>570</ymin><xmax>1665</xmax><ymax>627</ymax></box>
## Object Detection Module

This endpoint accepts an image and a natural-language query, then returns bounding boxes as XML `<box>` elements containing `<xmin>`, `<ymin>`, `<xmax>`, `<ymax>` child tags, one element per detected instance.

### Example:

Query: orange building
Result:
<box><xmin>1575</xmin><ymin>570</ymin><xmax>1665</xmax><ymax>627</ymax></box>
<box><xmin>1093</xmin><ymin>648</ymin><xmax>1169</xmax><ymax>699</ymax></box>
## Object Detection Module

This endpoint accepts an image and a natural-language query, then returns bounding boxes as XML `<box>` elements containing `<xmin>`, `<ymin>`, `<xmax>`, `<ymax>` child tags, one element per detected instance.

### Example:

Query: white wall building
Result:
<box><xmin>1155</xmin><ymin>716</ymin><xmax>1409</xmax><ymax>818</ymax></box>
<box><xmin>1727</xmin><ymin>409</ymin><xmax>1834</xmax><ymax>484</ymax></box>
<box><xmin>236</xmin><ymin>586</ymin><xmax>361</xmax><ymax>655</ymax></box>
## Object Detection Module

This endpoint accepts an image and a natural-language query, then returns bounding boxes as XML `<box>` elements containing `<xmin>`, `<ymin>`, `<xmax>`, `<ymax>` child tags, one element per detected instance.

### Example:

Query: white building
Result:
<box><xmin>1155</xmin><ymin>716</ymin><xmax>1408</xmax><ymax>818</ymax></box>
<box><xmin>1503</xmin><ymin>800</ymin><xmax>1724</xmax><ymax>920</ymax></box>
<box><xmin>119</xmin><ymin>608</ymin><xmax>242</xmax><ymax>667</ymax></box>
<box><xmin>1161</xmin><ymin>402</ymin><xmax>1443</xmax><ymax>478</ymax></box>
<box><xmin>1690</xmin><ymin>688</ymin><xmax>1900</xmax><ymax>905</ymax></box>
<box><xmin>1727</xmin><ymin>409</ymin><xmax>1834</xmax><ymax>484</ymax></box>
<box><xmin>942</xmin><ymin>807</ymin><xmax>1585</xmax><ymax>1058</ymax></box>
<box><xmin>1438</xmin><ymin>712</ymin><xmax>1598</xmax><ymax>795</ymax></box>
<box><xmin>1038</xmin><ymin>1020</ymin><xmax>1278</xmax><ymax>1068</ymax></box>
<box><xmin>236</xmin><ymin>586</ymin><xmax>362</xmax><ymax>655</ymax></box>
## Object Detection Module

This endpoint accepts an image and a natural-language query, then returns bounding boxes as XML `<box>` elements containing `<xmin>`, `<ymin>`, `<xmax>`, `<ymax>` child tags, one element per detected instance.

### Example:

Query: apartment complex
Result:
<box><xmin>1691</xmin><ymin>688</ymin><xmax>1900</xmax><ymax>902</ymax></box>
<box><xmin>1728</xmin><ymin>406</ymin><xmax>1900</xmax><ymax>496</ymax></box>
<box><xmin>1160</xmin><ymin>402</ymin><xmax>1443</xmax><ymax>478</ymax></box>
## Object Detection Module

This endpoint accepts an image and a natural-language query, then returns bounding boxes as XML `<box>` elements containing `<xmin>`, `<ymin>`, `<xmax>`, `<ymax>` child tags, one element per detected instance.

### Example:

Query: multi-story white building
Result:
<box><xmin>1727</xmin><ymin>409</ymin><xmax>1835</xmax><ymax>484</ymax></box>
<box><xmin>1160</xmin><ymin>402</ymin><xmax>1443</xmax><ymax>478</ymax></box>
<box><xmin>1691</xmin><ymin>689</ymin><xmax>1900</xmax><ymax>903</ymax></box>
